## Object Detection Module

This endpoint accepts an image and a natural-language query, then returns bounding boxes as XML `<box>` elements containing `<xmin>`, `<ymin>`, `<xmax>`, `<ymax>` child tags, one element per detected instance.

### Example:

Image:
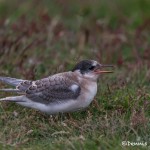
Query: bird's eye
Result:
<box><xmin>89</xmin><ymin>66</ymin><xmax>95</xmax><ymax>70</ymax></box>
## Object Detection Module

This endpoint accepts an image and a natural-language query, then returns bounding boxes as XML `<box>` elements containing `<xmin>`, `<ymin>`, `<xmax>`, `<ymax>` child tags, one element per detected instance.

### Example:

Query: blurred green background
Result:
<box><xmin>0</xmin><ymin>0</ymin><xmax>150</xmax><ymax>149</ymax></box>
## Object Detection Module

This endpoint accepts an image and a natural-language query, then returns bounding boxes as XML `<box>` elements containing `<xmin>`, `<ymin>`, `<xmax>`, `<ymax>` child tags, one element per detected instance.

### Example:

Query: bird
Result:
<box><xmin>0</xmin><ymin>60</ymin><xmax>113</xmax><ymax>114</ymax></box>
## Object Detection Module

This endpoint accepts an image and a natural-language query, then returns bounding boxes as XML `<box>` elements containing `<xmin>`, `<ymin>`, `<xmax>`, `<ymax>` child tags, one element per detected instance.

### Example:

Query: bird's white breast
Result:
<box><xmin>79</xmin><ymin>81</ymin><xmax>97</xmax><ymax>108</ymax></box>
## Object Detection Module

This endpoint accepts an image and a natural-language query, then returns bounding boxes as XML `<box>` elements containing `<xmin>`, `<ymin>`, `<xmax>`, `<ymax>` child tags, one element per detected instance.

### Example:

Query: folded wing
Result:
<box><xmin>17</xmin><ymin>76</ymin><xmax>81</xmax><ymax>104</ymax></box>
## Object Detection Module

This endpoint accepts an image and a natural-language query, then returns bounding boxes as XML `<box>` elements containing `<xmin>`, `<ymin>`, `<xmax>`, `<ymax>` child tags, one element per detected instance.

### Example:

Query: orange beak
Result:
<box><xmin>94</xmin><ymin>64</ymin><xmax>114</xmax><ymax>74</ymax></box>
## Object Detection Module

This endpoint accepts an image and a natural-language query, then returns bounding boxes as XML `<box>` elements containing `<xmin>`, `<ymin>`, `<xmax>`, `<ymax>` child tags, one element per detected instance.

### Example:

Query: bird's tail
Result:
<box><xmin>0</xmin><ymin>96</ymin><xmax>26</xmax><ymax>102</ymax></box>
<box><xmin>0</xmin><ymin>88</ymin><xmax>20</xmax><ymax>92</ymax></box>
<box><xmin>0</xmin><ymin>95</ymin><xmax>39</xmax><ymax>110</ymax></box>
<box><xmin>0</xmin><ymin>76</ymin><xmax>25</xmax><ymax>87</ymax></box>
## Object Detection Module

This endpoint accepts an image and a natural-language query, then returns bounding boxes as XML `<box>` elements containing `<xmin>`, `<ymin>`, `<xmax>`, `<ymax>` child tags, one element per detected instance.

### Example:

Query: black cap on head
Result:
<box><xmin>72</xmin><ymin>60</ymin><xmax>96</xmax><ymax>74</ymax></box>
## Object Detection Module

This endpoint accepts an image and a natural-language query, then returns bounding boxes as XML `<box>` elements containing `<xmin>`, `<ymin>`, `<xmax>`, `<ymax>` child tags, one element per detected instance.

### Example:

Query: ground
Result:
<box><xmin>0</xmin><ymin>0</ymin><xmax>150</xmax><ymax>149</ymax></box>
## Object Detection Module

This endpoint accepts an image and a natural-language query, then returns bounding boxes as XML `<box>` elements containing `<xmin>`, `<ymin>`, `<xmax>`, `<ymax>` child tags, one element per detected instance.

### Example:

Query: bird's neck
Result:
<box><xmin>72</xmin><ymin>71</ymin><xmax>98</xmax><ymax>83</ymax></box>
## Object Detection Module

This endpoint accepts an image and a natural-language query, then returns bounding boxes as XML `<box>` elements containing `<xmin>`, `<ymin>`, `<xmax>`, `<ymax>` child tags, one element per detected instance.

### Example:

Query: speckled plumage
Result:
<box><xmin>17</xmin><ymin>73</ymin><xmax>81</xmax><ymax>104</ymax></box>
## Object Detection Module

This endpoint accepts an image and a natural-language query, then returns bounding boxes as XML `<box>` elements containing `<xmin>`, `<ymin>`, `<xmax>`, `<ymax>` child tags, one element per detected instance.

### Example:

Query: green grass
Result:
<box><xmin>0</xmin><ymin>0</ymin><xmax>150</xmax><ymax>149</ymax></box>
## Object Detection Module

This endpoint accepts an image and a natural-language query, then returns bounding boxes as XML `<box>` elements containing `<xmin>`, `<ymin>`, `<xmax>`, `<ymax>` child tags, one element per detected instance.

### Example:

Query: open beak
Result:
<box><xmin>94</xmin><ymin>64</ymin><xmax>114</xmax><ymax>74</ymax></box>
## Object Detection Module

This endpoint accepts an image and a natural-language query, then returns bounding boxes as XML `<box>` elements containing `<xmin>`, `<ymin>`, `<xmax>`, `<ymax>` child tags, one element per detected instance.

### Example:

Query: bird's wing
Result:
<box><xmin>17</xmin><ymin>76</ymin><xmax>81</xmax><ymax>104</ymax></box>
<box><xmin>17</xmin><ymin>80</ymin><xmax>32</xmax><ymax>91</ymax></box>
<box><xmin>0</xmin><ymin>76</ymin><xmax>28</xmax><ymax>87</ymax></box>
<box><xmin>0</xmin><ymin>77</ymin><xmax>31</xmax><ymax>93</ymax></box>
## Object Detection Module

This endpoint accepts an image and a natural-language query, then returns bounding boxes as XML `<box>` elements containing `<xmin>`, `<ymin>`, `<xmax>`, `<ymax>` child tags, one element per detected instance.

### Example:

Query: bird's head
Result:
<box><xmin>72</xmin><ymin>60</ymin><xmax>113</xmax><ymax>81</ymax></box>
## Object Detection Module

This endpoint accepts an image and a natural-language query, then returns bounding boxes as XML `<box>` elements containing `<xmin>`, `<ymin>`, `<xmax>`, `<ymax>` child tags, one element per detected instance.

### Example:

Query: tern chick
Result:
<box><xmin>0</xmin><ymin>60</ymin><xmax>113</xmax><ymax>114</ymax></box>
